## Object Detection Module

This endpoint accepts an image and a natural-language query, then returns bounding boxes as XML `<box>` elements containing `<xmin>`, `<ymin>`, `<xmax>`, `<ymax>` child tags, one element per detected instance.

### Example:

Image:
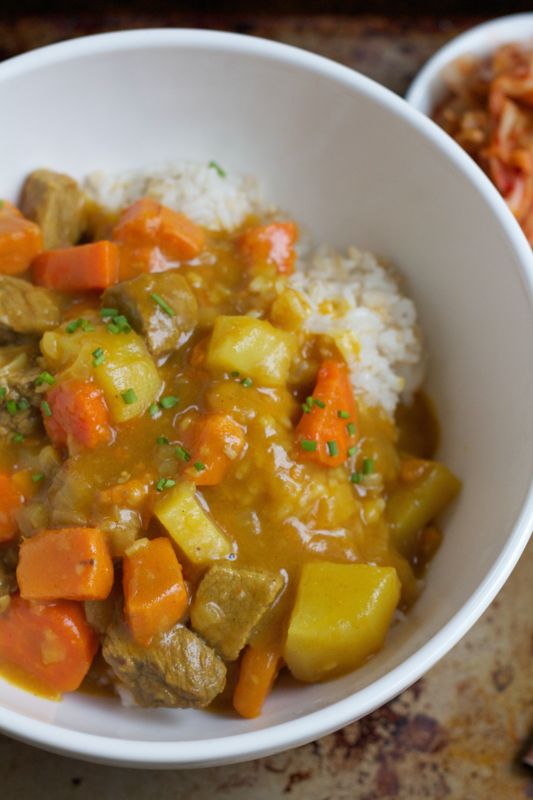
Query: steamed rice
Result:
<box><xmin>85</xmin><ymin>160</ymin><xmax>424</xmax><ymax>415</ymax></box>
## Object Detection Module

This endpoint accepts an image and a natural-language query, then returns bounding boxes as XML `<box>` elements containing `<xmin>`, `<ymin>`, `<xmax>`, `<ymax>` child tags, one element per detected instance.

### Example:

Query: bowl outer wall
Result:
<box><xmin>0</xmin><ymin>28</ymin><xmax>532</xmax><ymax>768</ymax></box>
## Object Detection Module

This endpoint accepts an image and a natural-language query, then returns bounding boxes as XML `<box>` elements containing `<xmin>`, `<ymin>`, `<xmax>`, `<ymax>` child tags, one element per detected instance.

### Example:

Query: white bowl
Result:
<box><xmin>1</xmin><ymin>28</ymin><xmax>533</xmax><ymax>769</ymax></box>
<box><xmin>406</xmin><ymin>12</ymin><xmax>533</xmax><ymax>113</ymax></box>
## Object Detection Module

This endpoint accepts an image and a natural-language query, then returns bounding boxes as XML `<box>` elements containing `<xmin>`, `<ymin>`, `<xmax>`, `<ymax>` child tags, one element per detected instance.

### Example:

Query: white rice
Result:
<box><xmin>85</xmin><ymin>161</ymin><xmax>424</xmax><ymax>415</ymax></box>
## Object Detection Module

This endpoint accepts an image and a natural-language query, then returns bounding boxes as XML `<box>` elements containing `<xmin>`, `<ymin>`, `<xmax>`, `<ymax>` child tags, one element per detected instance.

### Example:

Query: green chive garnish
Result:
<box><xmin>35</xmin><ymin>371</ymin><xmax>55</xmax><ymax>386</ymax></box>
<box><xmin>337</xmin><ymin>410</ymin><xmax>349</xmax><ymax>419</ymax></box>
<box><xmin>31</xmin><ymin>472</ymin><xmax>44</xmax><ymax>483</ymax></box>
<box><xmin>348</xmin><ymin>445</ymin><xmax>357</xmax><ymax>457</ymax></box>
<box><xmin>81</xmin><ymin>320</ymin><xmax>95</xmax><ymax>332</ymax></box>
<box><xmin>301</xmin><ymin>440</ymin><xmax>317</xmax><ymax>452</ymax></box>
<box><xmin>230</xmin><ymin>371</ymin><xmax>240</xmax><ymax>378</ymax></box>
<box><xmin>314</xmin><ymin>398</ymin><xmax>326</xmax><ymax>409</ymax></box>
<box><xmin>208</xmin><ymin>160</ymin><xmax>226</xmax><ymax>178</ymax></box>
<box><xmin>92</xmin><ymin>347</ymin><xmax>105</xmax><ymax>367</ymax></box>
<box><xmin>121</xmin><ymin>388</ymin><xmax>138</xmax><ymax>405</ymax></box>
<box><xmin>350</xmin><ymin>472</ymin><xmax>362</xmax><ymax>484</ymax></box>
<box><xmin>100</xmin><ymin>308</ymin><xmax>119</xmax><ymax>318</ymax></box>
<box><xmin>0</xmin><ymin>387</ymin><xmax>6</xmax><ymax>399</ymax></box>
<box><xmin>66</xmin><ymin>319</ymin><xmax>83</xmax><ymax>333</ymax></box>
<box><xmin>160</xmin><ymin>396</ymin><xmax>178</xmax><ymax>409</ymax></box>
<box><xmin>151</xmin><ymin>293</ymin><xmax>175</xmax><ymax>317</ymax></box>
<box><xmin>362</xmin><ymin>457</ymin><xmax>374</xmax><ymax>475</ymax></box>
<box><xmin>157</xmin><ymin>436</ymin><xmax>169</xmax><ymax>445</ymax></box>
<box><xmin>6</xmin><ymin>400</ymin><xmax>17</xmax><ymax>415</ymax></box>
<box><xmin>347</xmin><ymin>422</ymin><xmax>356</xmax><ymax>436</ymax></box>
<box><xmin>194</xmin><ymin>462</ymin><xmax>206</xmax><ymax>472</ymax></box>
<box><xmin>17</xmin><ymin>398</ymin><xmax>30</xmax><ymax>411</ymax></box>
<box><xmin>66</xmin><ymin>318</ymin><xmax>94</xmax><ymax>334</ymax></box>
<box><xmin>11</xmin><ymin>433</ymin><xmax>24</xmax><ymax>443</ymax></box>
<box><xmin>148</xmin><ymin>403</ymin><xmax>160</xmax><ymax>418</ymax></box>
<box><xmin>155</xmin><ymin>477</ymin><xmax>176</xmax><ymax>492</ymax></box>
<box><xmin>41</xmin><ymin>400</ymin><xmax>52</xmax><ymax>417</ymax></box>
<box><xmin>175</xmin><ymin>445</ymin><xmax>191</xmax><ymax>462</ymax></box>
<box><xmin>241</xmin><ymin>377</ymin><xmax>253</xmax><ymax>388</ymax></box>
<box><xmin>327</xmin><ymin>440</ymin><xmax>338</xmax><ymax>457</ymax></box>
<box><xmin>107</xmin><ymin>322</ymin><xmax>120</xmax><ymax>334</ymax></box>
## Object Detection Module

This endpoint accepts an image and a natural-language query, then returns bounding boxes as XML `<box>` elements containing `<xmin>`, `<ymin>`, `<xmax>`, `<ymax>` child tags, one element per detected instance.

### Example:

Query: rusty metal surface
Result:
<box><xmin>1</xmin><ymin>12</ymin><xmax>532</xmax><ymax>798</ymax></box>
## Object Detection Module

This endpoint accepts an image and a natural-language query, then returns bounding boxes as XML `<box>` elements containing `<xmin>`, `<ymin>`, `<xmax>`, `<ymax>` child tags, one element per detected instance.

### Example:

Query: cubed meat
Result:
<box><xmin>190</xmin><ymin>565</ymin><xmax>284</xmax><ymax>661</ymax></box>
<box><xmin>0</xmin><ymin>276</ymin><xmax>65</xmax><ymax>342</ymax></box>
<box><xmin>102</xmin><ymin>271</ymin><xmax>198</xmax><ymax>356</ymax></box>
<box><xmin>0</xmin><ymin>344</ymin><xmax>44</xmax><ymax>438</ymax></box>
<box><xmin>102</xmin><ymin>622</ymin><xmax>226</xmax><ymax>708</ymax></box>
<box><xmin>20</xmin><ymin>169</ymin><xmax>86</xmax><ymax>249</ymax></box>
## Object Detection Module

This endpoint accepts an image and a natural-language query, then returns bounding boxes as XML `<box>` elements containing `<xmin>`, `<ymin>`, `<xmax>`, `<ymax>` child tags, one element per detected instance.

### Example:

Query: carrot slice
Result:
<box><xmin>184</xmin><ymin>413</ymin><xmax>246</xmax><ymax>486</ymax></box>
<box><xmin>32</xmin><ymin>241</ymin><xmax>119</xmax><ymax>291</ymax></box>
<box><xmin>17</xmin><ymin>527</ymin><xmax>114</xmax><ymax>602</ymax></box>
<box><xmin>0</xmin><ymin>202</ymin><xmax>43</xmax><ymax>275</ymax></box>
<box><xmin>0</xmin><ymin>595</ymin><xmax>98</xmax><ymax>693</ymax></box>
<box><xmin>123</xmin><ymin>538</ymin><xmax>188</xmax><ymax>646</ymax></box>
<box><xmin>295</xmin><ymin>359</ymin><xmax>358</xmax><ymax>467</ymax></box>
<box><xmin>239</xmin><ymin>222</ymin><xmax>298</xmax><ymax>276</ymax></box>
<box><xmin>113</xmin><ymin>198</ymin><xmax>205</xmax><ymax>277</ymax></box>
<box><xmin>233</xmin><ymin>646</ymin><xmax>281</xmax><ymax>719</ymax></box>
<box><xmin>0</xmin><ymin>472</ymin><xmax>24</xmax><ymax>543</ymax></box>
<box><xmin>44</xmin><ymin>379</ymin><xmax>113</xmax><ymax>449</ymax></box>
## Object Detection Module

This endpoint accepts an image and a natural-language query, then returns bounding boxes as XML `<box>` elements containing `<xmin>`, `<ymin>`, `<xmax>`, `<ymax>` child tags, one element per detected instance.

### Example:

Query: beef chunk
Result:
<box><xmin>0</xmin><ymin>276</ymin><xmax>65</xmax><ymax>342</ymax></box>
<box><xmin>0</xmin><ymin>344</ymin><xmax>44</xmax><ymax>438</ymax></box>
<box><xmin>190</xmin><ymin>565</ymin><xmax>284</xmax><ymax>661</ymax></box>
<box><xmin>102</xmin><ymin>271</ymin><xmax>198</xmax><ymax>356</ymax></box>
<box><xmin>20</xmin><ymin>169</ymin><xmax>86</xmax><ymax>249</ymax></box>
<box><xmin>102</xmin><ymin>622</ymin><xmax>226</xmax><ymax>708</ymax></box>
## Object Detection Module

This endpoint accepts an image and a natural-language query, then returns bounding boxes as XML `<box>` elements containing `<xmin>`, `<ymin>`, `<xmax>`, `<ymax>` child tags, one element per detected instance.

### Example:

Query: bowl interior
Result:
<box><xmin>1</xmin><ymin>31</ymin><xmax>533</xmax><ymax>765</ymax></box>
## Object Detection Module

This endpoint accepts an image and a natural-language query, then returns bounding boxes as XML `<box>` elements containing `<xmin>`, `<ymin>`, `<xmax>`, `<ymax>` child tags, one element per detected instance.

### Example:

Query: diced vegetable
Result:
<box><xmin>295</xmin><ymin>359</ymin><xmax>358</xmax><ymax>467</ymax></box>
<box><xmin>284</xmin><ymin>562</ymin><xmax>400</xmax><ymax>682</ymax></box>
<box><xmin>0</xmin><ymin>472</ymin><xmax>24</xmax><ymax>543</ymax></box>
<box><xmin>32</xmin><ymin>241</ymin><xmax>119</xmax><ymax>291</ymax></box>
<box><xmin>207</xmin><ymin>316</ymin><xmax>296</xmax><ymax>387</ymax></box>
<box><xmin>154</xmin><ymin>480</ymin><xmax>232</xmax><ymax>565</ymax></box>
<box><xmin>123</xmin><ymin>538</ymin><xmax>188</xmax><ymax>645</ymax></box>
<box><xmin>0</xmin><ymin>202</ymin><xmax>43</xmax><ymax>275</ymax></box>
<box><xmin>386</xmin><ymin>461</ymin><xmax>461</xmax><ymax>556</ymax></box>
<box><xmin>17</xmin><ymin>527</ymin><xmax>114</xmax><ymax>601</ymax></box>
<box><xmin>233</xmin><ymin>646</ymin><xmax>281</xmax><ymax>719</ymax></box>
<box><xmin>184</xmin><ymin>413</ymin><xmax>246</xmax><ymax>486</ymax></box>
<box><xmin>41</xmin><ymin>326</ymin><xmax>162</xmax><ymax>423</ymax></box>
<box><xmin>239</xmin><ymin>222</ymin><xmax>298</xmax><ymax>275</ymax></box>
<box><xmin>44</xmin><ymin>379</ymin><xmax>113</xmax><ymax>449</ymax></box>
<box><xmin>0</xmin><ymin>595</ymin><xmax>98</xmax><ymax>693</ymax></box>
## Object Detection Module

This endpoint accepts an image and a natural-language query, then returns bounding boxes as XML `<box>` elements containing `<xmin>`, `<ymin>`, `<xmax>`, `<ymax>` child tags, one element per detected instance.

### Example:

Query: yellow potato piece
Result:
<box><xmin>154</xmin><ymin>480</ymin><xmax>232</xmax><ymax>565</ymax></box>
<box><xmin>284</xmin><ymin>562</ymin><xmax>400</xmax><ymax>682</ymax></box>
<box><xmin>206</xmin><ymin>315</ymin><xmax>296</xmax><ymax>386</ymax></box>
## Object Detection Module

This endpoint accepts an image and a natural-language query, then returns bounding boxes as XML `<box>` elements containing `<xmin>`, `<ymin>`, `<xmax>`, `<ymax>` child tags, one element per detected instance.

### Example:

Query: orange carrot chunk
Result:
<box><xmin>184</xmin><ymin>413</ymin><xmax>246</xmax><ymax>486</ymax></box>
<box><xmin>0</xmin><ymin>472</ymin><xmax>24</xmax><ymax>543</ymax></box>
<box><xmin>233</xmin><ymin>646</ymin><xmax>281</xmax><ymax>719</ymax></box>
<box><xmin>239</xmin><ymin>222</ymin><xmax>298</xmax><ymax>276</ymax></box>
<box><xmin>44</xmin><ymin>379</ymin><xmax>113</xmax><ymax>449</ymax></box>
<box><xmin>295</xmin><ymin>359</ymin><xmax>358</xmax><ymax>467</ymax></box>
<box><xmin>113</xmin><ymin>197</ymin><xmax>205</xmax><ymax>269</ymax></box>
<box><xmin>17</xmin><ymin>527</ymin><xmax>114</xmax><ymax>602</ymax></box>
<box><xmin>123</xmin><ymin>537</ymin><xmax>188</xmax><ymax>646</ymax></box>
<box><xmin>0</xmin><ymin>201</ymin><xmax>43</xmax><ymax>275</ymax></box>
<box><xmin>0</xmin><ymin>595</ymin><xmax>98</xmax><ymax>693</ymax></box>
<box><xmin>32</xmin><ymin>240</ymin><xmax>119</xmax><ymax>291</ymax></box>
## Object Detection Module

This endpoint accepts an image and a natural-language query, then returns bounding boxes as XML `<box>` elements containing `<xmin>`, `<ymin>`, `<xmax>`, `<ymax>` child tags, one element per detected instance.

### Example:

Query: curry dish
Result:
<box><xmin>0</xmin><ymin>166</ymin><xmax>460</xmax><ymax>718</ymax></box>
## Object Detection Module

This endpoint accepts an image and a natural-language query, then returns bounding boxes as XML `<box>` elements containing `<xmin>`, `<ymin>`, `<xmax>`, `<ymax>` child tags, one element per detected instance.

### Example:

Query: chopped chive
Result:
<box><xmin>327</xmin><ymin>440</ymin><xmax>338</xmax><ymax>457</ymax></box>
<box><xmin>113</xmin><ymin>315</ymin><xmax>132</xmax><ymax>333</ymax></box>
<box><xmin>31</xmin><ymin>472</ymin><xmax>44</xmax><ymax>483</ymax></box>
<box><xmin>230</xmin><ymin>371</ymin><xmax>240</xmax><ymax>378</ymax></box>
<box><xmin>100</xmin><ymin>307</ymin><xmax>119</xmax><ymax>318</ymax></box>
<box><xmin>337</xmin><ymin>409</ymin><xmax>350</xmax><ymax>419</ymax></box>
<box><xmin>241</xmin><ymin>377</ymin><xmax>253</xmax><ymax>388</ymax></box>
<box><xmin>41</xmin><ymin>400</ymin><xmax>52</xmax><ymax>417</ymax></box>
<box><xmin>6</xmin><ymin>400</ymin><xmax>17</xmax><ymax>415</ymax></box>
<box><xmin>156</xmin><ymin>435</ymin><xmax>169</xmax><ymax>445</ymax></box>
<box><xmin>350</xmin><ymin>471</ymin><xmax>362</xmax><ymax>484</ymax></box>
<box><xmin>160</xmin><ymin>396</ymin><xmax>178</xmax><ymax>409</ymax></box>
<box><xmin>81</xmin><ymin>320</ymin><xmax>95</xmax><ymax>332</ymax></box>
<box><xmin>0</xmin><ymin>387</ymin><xmax>6</xmax><ymax>399</ymax></box>
<box><xmin>92</xmin><ymin>347</ymin><xmax>105</xmax><ymax>367</ymax></box>
<box><xmin>66</xmin><ymin>318</ymin><xmax>94</xmax><ymax>334</ymax></box>
<box><xmin>175</xmin><ymin>445</ymin><xmax>191</xmax><ymax>462</ymax></box>
<box><xmin>17</xmin><ymin>398</ymin><xmax>30</xmax><ymax>411</ymax></box>
<box><xmin>35</xmin><ymin>371</ymin><xmax>55</xmax><ymax>387</ymax></box>
<box><xmin>362</xmin><ymin>457</ymin><xmax>375</xmax><ymax>475</ymax></box>
<box><xmin>346</xmin><ymin>422</ymin><xmax>356</xmax><ymax>436</ymax></box>
<box><xmin>107</xmin><ymin>322</ymin><xmax>120</xmax><ymax>334</ymax></box>
<box><xmin>65</xmin><ymin>319</ymin><xmax>83</xmax><ymax>333</ymax></box>
<box><xmin>121</xmin><ymin>388</ymin><xmax>138</xmax><ymax>405</ymax></box>
<box><xmin>151</xmin><ymin>293</ymin><xmax>175</xmax><ymax>317</ymax></box>
<box><xmin>314</xmin><ymin>398</ymin><xmax>326</xmax><ymax>409</ymax></box>
<box><xmin>148</xmin><ymin>402</ymin><xmax>160</xmax><ymax>418</ymax></box>
<box><xmin>208</xmin><ymin>160</ymin><xmax>226</xmax><ymax>178</ymax></box>
<box><xmin>11</xmin><ymin>433</ymin><xmax>24</xmax><ymax>444</ymax></box>
<box><xmin>301</xmin><ymin>439</ymin><xmax>317</xmax><ymax>452</ymax></box>
<box><xmin>155</xmin><ymin>477</ymin><xmax>176</xmax><ymax>492</ymax></box>
<box><xmin>301</xmin><ymin>402</ymin><xmax>311</xmax><ymax>414</ymax></box>
<box><xmin>194</xmin><ymin>461</ymin><xmax>206</xmax><ymax>472</ymax></box>
<box><xmin>348</xmin><ymin>445</ymin><xmax>357</xmax><ymax>457</ymax></box>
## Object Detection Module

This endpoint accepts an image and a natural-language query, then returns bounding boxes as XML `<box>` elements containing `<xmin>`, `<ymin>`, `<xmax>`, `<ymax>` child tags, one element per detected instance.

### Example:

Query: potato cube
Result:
<box><xmin>284</xmin><ymin>562</ymin><xmax>400</xmax><ymax>682</ymax></box>
<box><xmin>206</xmin><ymin>315</ymin><xmax>296</xmax><ymax>386</ymax></box>
<box><xmin>154</xmin><ymin>481</ymin><xmax>232</xmax><ymax>565</ymax></box>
